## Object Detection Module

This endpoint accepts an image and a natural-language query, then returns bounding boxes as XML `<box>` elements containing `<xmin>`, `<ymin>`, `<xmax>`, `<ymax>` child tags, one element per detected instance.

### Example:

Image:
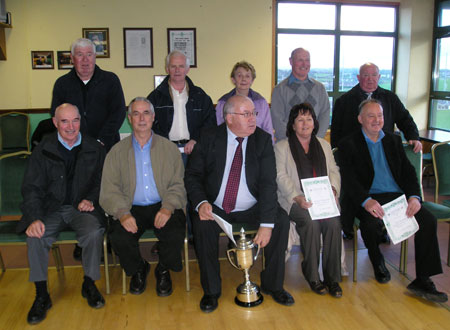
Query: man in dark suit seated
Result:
<box><xmin>18</xmin><ymin>103</ymin><xmax>106</xmax><ymax>325</ymax></box>
<box><xmin>338</xmin><ymin>99</ymin><xmax>447</xmax><ymax>303</ymax></box>
<box><xmin>185</xmin><ymin>95</ymin><xmax>294</xmax><ymax>313</ymax></box>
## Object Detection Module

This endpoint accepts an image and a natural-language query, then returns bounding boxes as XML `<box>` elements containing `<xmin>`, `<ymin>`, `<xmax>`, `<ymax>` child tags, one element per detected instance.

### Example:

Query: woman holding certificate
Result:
<box><xmin>274</xmin><ymin>103</ymin><xmax>343</xmax><ymax>298</ymax></box>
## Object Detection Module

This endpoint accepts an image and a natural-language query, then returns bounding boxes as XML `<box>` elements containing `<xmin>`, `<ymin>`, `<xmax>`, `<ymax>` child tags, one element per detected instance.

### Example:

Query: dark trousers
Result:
<box><xmin>357</xmin><ymin>192</ymin><xmax>442</xmax><ymax>277</ymax></box>
<box><xmin>109</xmin><ymin>203</ymin><xmax>186</xmax><ymax>276</ymax></box>
<box><xmin>192</xmin><ymin>204</ymin><xmax>290</xmax><ymax>296</ymax></box>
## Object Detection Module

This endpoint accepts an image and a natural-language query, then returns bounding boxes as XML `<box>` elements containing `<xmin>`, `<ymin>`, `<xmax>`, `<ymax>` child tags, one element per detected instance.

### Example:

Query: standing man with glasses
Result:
<box><xmin>331</xmin><ymin>62</ymin><xmax>421</xmax><ymax>152</ymax></box>
<box><xmin>185</xmin><ymin>95</ymin><xmax>294</xmax><ymax>313</ymax></box>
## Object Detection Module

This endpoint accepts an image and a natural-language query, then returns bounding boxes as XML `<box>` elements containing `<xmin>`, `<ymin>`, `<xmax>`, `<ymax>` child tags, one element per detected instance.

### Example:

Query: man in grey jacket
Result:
<box><xmin>100</xmin><ymin>97</ymin><xmax>186</xmax><ymax>297</ymax></box>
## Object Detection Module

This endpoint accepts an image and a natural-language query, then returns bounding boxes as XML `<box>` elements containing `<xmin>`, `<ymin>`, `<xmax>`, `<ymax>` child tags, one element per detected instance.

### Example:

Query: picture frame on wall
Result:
<box><xmin>82</xmin><ymin>27</ymin><xmax>110</xmax><ymax>58</ymax></box>
<box><xmin>167</xmin><ymin>28</ymin><xmax>197</xmax><ymax>67</ymax></box>
<box><xmin>57</xmin><ymin>51</ymin><xmax>73</xmax><ymax>70</ymax></box>
<box><xmin>31</xmin><ymin>51</ymin><xmax>54</xmax><ymax>69</ymax></box>
<box><xmin>154</xmin><ymin>75</ymin><xmax>167</xmax><ymax>89</ymax></box>
<box><xmin>123</xmin><ymin>28</ymin><xmax>153</xmax><ymax>68</ymax></box>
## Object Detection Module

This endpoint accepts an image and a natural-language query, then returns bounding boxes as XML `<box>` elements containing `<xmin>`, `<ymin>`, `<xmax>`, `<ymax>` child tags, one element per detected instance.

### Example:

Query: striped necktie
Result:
<box><xmin>222</xmin><ymin>137</ymin><xmax>244</xmax><ymax>214</ymax></box>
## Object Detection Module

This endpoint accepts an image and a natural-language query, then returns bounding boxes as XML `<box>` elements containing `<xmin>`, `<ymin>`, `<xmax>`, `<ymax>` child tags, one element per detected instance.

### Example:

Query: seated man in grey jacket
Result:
<box><xmin>100</xmin><ymin>97</ymin><xmax>186</xmax><ymax>297</ymax></box>
<box><xmin>18</xmin><ymin>103</ymin><xmax>106</xmax><ymax>325</ymax></box>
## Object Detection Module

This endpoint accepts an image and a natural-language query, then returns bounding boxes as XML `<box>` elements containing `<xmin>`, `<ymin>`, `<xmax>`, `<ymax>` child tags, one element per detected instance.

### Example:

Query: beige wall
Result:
<box><xmin>0</xmin><ymin>0</ymin><xmax>434</xmax><ymax>129</ymax></box>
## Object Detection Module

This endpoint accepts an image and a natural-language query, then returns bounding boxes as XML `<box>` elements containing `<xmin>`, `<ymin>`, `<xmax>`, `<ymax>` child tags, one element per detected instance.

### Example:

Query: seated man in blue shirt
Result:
<box><xmin>338</xmin><ymin>99</ymin><xmax>447</xmax><ymax>303</ymax></box>
<box><xmin>100</xmin><ymin>97</ymin><xmax>186</xmax><ymax>296</ymax></box>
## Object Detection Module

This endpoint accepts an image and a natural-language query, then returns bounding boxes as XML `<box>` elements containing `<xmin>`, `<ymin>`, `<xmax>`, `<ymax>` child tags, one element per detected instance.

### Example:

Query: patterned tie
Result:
<box><xmin>222</xmin><ymin>137</ymin><xmax>244</xmax><ymax>214</ymax></box>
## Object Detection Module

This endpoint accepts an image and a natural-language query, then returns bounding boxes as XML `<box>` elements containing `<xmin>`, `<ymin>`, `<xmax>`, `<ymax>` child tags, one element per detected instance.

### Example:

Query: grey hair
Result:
<box><xmin>71</xmin><ymin>38</ymin><xmax>96</xmax><ymax>56</ymax></box>
<box><xmin>290</xmin><ymin>47</ymin><xmax>309</xmax><ymax>59</ymax></box>
<box><xmin>359</xmin><ymin>62</ymin><xmax>380</xmax><ymax>75</ymax></box>
<box><xmin>128</xmin><ymin>97</ymin><xmax>154</xmax><ymax>115</ymax></box>
<box><xmin>358</xmin><ymin>98</ymin><xmax>383</xmax><ymax>115</ymax></box>
<box><xmin>165</xmin><ymin>50</ymin><xmax>190</xmax><ymax>68</ymax></box>
<box><xmin>222</xmin><ymin>95</ymin><xmax>253</xmax><ymax>121</ymax></box>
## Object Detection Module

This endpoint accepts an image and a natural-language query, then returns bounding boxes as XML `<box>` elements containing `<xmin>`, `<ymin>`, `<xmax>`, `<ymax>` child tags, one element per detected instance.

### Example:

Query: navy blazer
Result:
<box><xmin>185</xmin><ymin>124</ymin><xmax>278</xmax><ymax>224</ymax></box>
<box><xmin>338</xmin><ymin>130</ymin><xmax>421</xmax><ymax>229</ymax></box>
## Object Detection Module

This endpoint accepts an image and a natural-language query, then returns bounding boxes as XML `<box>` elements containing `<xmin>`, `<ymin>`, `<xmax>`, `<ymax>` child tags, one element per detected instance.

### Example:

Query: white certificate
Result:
<box><xmin>300</xmin><ymin>176</ymin><xmax>340</xmax><ymax>220</ymax></box>
<box><xmin>212</xmin><ymin>213</ymin><xmax>236</xmax><ymax>246</ymax></box>
<box><xmin>382</xmin><ymin>195</ymin><xmax>419</xmax><ymax>245</ymax></box>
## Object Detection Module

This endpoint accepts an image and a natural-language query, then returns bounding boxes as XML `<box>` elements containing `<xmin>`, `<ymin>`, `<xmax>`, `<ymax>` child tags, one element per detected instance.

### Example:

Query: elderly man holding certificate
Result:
<box><xmin>338</xmin><ymin>99</ymin><xmax>447</xmax><ymax>303</ymax></box>
<box><xmin>275</xmin><ymin>103</ymin><xmax>343</xmax><ymax>298</ymax></box>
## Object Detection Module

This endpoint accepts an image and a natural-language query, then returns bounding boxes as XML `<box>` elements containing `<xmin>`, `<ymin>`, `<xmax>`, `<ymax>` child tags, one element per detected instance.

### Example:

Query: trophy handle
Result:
<box><xmin>226</xmin><ymin>249</ymin><xmax>241</xmax><ymax>270</ymax></box>
<box><xmin>254</xmin><ymin>245</ymin><xmax>261</xmax><ymax>261</ymax></box>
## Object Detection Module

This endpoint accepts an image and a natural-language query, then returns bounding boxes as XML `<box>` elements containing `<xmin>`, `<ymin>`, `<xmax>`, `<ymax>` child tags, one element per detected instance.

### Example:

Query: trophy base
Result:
<box><xmin>235</xmin><ymin>294</ymin><xmax>263</xmax><ymax>308</ymax></box>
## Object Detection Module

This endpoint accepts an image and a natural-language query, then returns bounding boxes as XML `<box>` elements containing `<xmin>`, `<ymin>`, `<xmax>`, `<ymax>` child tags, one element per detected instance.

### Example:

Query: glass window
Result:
<box><xmin>278</xmin><ymin>3</ymin><xmax>335</xmax><ymax>30</ymax></box>
<box><xmin>433</xmin><ymin>37</ymin><xmax>450</xmax><ymax>92</ymax></box>
<box><xmin>341</xmin><ymin>6</ymin><xmax>395</xmax><ymax>32</ymax></box>
<box><xmin>339</xmin><ymin>36</ymin><xmax>394</xmax><ymax>91</ymax></box>
<box><xmin>438</xmin><ymin>1</ymin><xmax>450</xmax><ymax>27</ymax></box>
<box><xmin>277</xmin><ymin>34</ymin><xmax>334</xmax><ymax>90</ymax></box>
<box><xmin>429</xmin><ymin>99</ymin><xmax>450</xmax><ymax>130</ymax></box>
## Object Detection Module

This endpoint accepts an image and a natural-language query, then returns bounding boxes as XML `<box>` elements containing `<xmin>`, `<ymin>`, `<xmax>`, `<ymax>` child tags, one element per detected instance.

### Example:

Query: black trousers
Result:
<box><xmin>109</xmin><ymin>203</ymin><xmax>186</xmax><ymax>276</ymax></box>
<box><xmin>192</xmin><ymin>203</ymin><xmax>290</xmax><ymax>296</ymax></box>
<box><xmin>357</xmin><ymin>193</ymin><xmax>442</xmax><ymax>278</ymax></box>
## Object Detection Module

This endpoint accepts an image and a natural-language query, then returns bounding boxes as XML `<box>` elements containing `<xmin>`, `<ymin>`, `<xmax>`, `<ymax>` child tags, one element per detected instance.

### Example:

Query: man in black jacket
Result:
<box><xmin>18</xmin><ymin>104</ymin><xmax>106</xmax><ymax>325</ymax></box>
<box><xmin>51</xmin><ymin>38</ymin><xmax>126</xmax><ymax>152</ymax></box>
<box><xmin>331</xmin><ymin>62</ymin><xmax>421</xmax><ymax>153</ymax></box>
<box><xmin>185</xmin><ymin>95</ymin><xmax>294</xmax><ymax>313</ymax></box>
<box><xmin>147</xmin><ymin>50</ymin><xmax>216</xmax><ymax>158</ymax></box>
<box><xmin>338</xmin><ymin>99</ymin><xmax>446</xmax><ymax>303</ymax></box>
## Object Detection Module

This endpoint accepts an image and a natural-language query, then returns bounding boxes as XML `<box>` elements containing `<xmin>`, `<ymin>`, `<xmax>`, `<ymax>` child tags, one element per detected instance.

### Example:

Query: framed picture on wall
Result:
<box><xmin>82</xmin><ymin>27</ymin><xmax>110</xmax><ymax>58</ymax></box>
<box><xmin>31</xmin><ymin>51</ymin><xmax>54</xmax><ymax>69</ymax></box>
<box><xmin>167</xmin><ymin>28</ymin><xmax>197</xmax><ymax>67</ymax></box>
<box><xmin>154</xmin><ymin>75</ymin><xmax>167</xmax><ymax>89</ymax></box>
<box><xmin>57</xmin><ymin>51</ymin><xmax>73</xmax><ymax>69</ymax></box>
<box><xmin>123</xmin><ymin>28</ymin><xmax>153</xmax><ymax>68</ymax></box>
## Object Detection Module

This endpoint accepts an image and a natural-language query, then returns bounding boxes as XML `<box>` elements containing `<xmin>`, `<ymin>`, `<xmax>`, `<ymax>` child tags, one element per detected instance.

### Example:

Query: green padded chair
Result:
<box><xmin>0</xmin><ymin>112</ymin><xmax>30</xmax><ymax>155</ymax></box>
<box><xmin>404</xmin><ymin>144</ymin><xmax>450</xmax><ymax>267</ymax></box>
<box><xmin>0</xmin><ymin>151</ymin><xmax>31</xmax><ymax>220</ymax></box>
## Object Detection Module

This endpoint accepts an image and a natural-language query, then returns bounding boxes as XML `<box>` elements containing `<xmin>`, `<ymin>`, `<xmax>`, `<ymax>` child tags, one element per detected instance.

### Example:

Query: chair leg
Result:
<box><xmin>122</xmin><ymin>269</ymin><xmax>127</xmax><ymax>295</ymax></box>
<box><xmin>400</xmin><ymin>239</ymin><xmax>408</xmax><ymax>274</ymax></box>
<box><xmin>0</xmin><ymin>250</ymin><xmax>5</xmax><ymax>273</ymax></box>
<box><xmin>353</xmin><ymin>225</ymin><xmax>358</xmax><ymax>282</ymax></box>
<box><xmin>184</xmin><ymin>236</ymin><xmax>190</xmax><ymax>292</ymax></box>
<box><xmin>103</xmin><ymin>234</ymin><xmax>110</xmax><ymax>295</ymax></box>
<box><xmin>52</xmin><ymin>245</ymin><xmax>63</xmax><ymax>271</ymax></box>
<box><xmin>447</xmin><ymin>224</ymin><xmax>450</xmax><ymax>267</ymax></box>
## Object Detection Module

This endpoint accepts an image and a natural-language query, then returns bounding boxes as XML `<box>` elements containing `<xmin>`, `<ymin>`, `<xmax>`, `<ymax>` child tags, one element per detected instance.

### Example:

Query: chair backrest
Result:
<box><xmin>0</xmin><ymin>151</ymin><xmax>31</xmax><ymax>217</ymax></box>
<box><xmin>402</xmin><ymin>143</ymin><xmax>424</xmax><ymax>200</ymax></box>
<box><xmin>0</xmin><ymin>112</ymin><xmax>30</xmax><ymax>153</ymax></box>
<box><xmin>432</xmin><ymin>140</ymin><xmax>450</xmax><ymax>203</ymax></box>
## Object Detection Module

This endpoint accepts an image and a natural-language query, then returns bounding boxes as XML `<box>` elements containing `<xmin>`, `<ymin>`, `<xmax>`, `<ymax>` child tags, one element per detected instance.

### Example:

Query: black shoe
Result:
<box><xmin>130</xmin><ymin>261</ymin><xmax>150</xmax><ymax>295</ymax></box>
<box><xmin>261</xmin><ymin>288</ymin><xmax>295</xmax><ymax>306</ymax></box>
<box><xmin>27</xmin><ymin>295</ymin><xmax>52</xmax><ymax>325</ymax></box>
<box><xmin>308</xmin><ymin>281</ymin><xmax>327</xmax><ymax>295</ymax></box>
<box><xmin>155</xmin><ymin>264</ymin><xmax>173</xmax><ymax>297</ymax></box>
<box><xmin>73</xmin><ymin>244</ymin><xmax>82</xmax><ymax>261</ymax></box>
<box><xmin>200</xmin><ymin>294</ymin><xmax>219</xmax><ymax>313</ymax></box>
<box><xmin>407</xmin><ymin>278</ymin><xmax>448</xmax><ymax>303</ymax></box>
<box><xmin>82</xmin><ymin>282</ymin><xmax>105</xmax><ymax>309</ymax></box>
<box><xmin>343</xmin><ymin>230</ymin><xmax>354</xmax><ymax>240</ymax></box>
<box><xmin>373</xmin><ymin>262</ymin><xmax>391</xmax><ymax>284</ymax></box>
<box><xmin>325</xmin><ymin>282</ymin><xmax>343</xmax><ymax>298</ymax></box>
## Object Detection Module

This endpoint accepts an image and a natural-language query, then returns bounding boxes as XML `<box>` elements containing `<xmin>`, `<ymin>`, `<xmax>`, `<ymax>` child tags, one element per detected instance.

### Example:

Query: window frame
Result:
<box><xmin>429</xmin><ymin>0</ymin><xmax>450</xmax><ymax>132</ymax></box>
<box><xmin>273</xmin><ymin>0</ymin><xmax>399</xmax><ymax>110</ymax></box>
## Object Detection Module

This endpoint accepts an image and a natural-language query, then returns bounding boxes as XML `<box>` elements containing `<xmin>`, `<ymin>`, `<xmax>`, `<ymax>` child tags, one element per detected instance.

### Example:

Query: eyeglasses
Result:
<box><xmin>229</xmin><ymin>111</ymin><xmax>258</xmax><ymax>118</ymax></box>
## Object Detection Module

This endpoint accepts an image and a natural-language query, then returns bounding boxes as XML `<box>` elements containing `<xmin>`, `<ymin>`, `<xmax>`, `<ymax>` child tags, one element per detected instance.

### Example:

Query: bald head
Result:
<box><xmin>223</xmin><ymin>95</ymin><xmax>257</xmax><ymax>137</ymax></box>
<box><xmin>358</xmin><ymin>62</ymin><xmax>380</xmax><ymax>93</ymax></box>
<box><xmin>289</xmin><ymin>48</ymin><xmax>310</xmax><ymax>81</ymax></box>
<box><xmin>52</xmin><ymin>103</ymin><xmax>81</xmax><ymax>147</ymax></box>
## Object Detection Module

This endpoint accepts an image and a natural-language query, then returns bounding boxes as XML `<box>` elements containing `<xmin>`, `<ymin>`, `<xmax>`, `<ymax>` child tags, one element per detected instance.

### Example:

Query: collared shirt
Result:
<box><xmin>132</xmin><ymin>134</ymin><xmax>161</xmax><ymax>206</ymax></box>
<box><xmin>169</xmin><ymin>83</ymin><xmax>190</xmax><ymax>141</ymax></box>
<box><xmin>214</xmin><ymin>128</ymin><xmax>257</xmax><ymax>211</ymax></box>
<box><xmin>57</xmin><ymin>132</ymin><xmax>82</xmax><ymax>150</ymax></box>
<box><xmin>288</xmin><ymin>73</ymin><xmax>313</xmax><ymax>85</ymax></box>
<box><xmin>361</xmin><ymin>129</ymin><xmax>413</xmax><ymax>207</ymax></box>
